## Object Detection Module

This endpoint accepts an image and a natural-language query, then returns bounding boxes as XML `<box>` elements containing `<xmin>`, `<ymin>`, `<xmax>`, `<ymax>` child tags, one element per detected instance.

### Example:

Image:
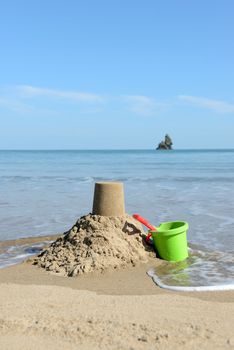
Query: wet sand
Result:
<box><xmin>0</xmin><ymin>234</ymin><xmax>59</xmax><ymax>249</ymax></box>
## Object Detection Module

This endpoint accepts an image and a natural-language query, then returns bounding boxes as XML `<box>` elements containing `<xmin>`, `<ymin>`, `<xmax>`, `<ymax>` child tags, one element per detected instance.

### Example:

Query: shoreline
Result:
<box><xmin>0</xmin><ymin>234</ymin><xmax>234</xmax><ymax>301</ymax></box>
<box><xmin>0</xmin><ymin>259</ymin><xmax>234</xmax><ymax>301</ymax></box>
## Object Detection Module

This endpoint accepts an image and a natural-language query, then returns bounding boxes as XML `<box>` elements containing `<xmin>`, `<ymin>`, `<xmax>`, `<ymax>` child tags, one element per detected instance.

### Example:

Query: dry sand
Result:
<box><xmin>0</xmin><ymin>248</ymin><xmax>234</xmax><ymax>350</ymax></box>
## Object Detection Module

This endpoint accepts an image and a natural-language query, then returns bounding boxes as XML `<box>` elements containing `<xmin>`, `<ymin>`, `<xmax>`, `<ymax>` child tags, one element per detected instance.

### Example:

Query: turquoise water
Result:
<box><xmin>0</xmin><ymin>149</ymin><xmax>234</xmax><ymax>285</ymax></box>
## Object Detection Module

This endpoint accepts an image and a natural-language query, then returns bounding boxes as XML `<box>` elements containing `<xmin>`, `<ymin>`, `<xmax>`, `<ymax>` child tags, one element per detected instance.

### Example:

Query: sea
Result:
<box><xmin>0</xmin><ymin>149</ymin><xmax>234</xmax><ymax>287</ymax></box>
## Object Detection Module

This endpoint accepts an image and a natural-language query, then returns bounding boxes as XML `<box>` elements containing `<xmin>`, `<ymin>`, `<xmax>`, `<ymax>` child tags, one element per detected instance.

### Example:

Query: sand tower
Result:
<box><xmin>92</xmin><ymin>182</ymin><xmax>125</xmax><ymax>216</ymax></box>
<box><xmin>32</xmin><ymin>180</ymin><xmax>152</xmax><ymax>276</ymax></box>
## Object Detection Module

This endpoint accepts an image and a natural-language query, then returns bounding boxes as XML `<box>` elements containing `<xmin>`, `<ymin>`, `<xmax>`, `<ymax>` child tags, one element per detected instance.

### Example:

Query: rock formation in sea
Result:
<box><xmin>156</xmin><ymin>134</ymin><xmax>173</xmax><ymax>150</ymax></box>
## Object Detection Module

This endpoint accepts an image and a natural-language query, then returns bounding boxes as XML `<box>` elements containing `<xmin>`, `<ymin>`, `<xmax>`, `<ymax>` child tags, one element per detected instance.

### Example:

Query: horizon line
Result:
<box><xmin>1</xmin><ymin>148</ymin><xmax>234</xmax><ymax>151</ymax></box>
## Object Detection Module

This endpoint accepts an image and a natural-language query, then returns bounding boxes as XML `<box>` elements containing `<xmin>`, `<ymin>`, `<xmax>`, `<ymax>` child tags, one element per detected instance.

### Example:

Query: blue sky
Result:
<box><xmin>0</xmin><ymin>0</ymin><xmax>234</xmax><ymax>149</ymax></box>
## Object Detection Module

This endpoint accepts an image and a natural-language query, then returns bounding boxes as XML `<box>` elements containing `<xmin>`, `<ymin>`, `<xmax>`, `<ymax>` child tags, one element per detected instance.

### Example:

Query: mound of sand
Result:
<box><xmin>32</xmin><ymin>214</ymin><xmax>154</xmax><ymax>276</ymax></box>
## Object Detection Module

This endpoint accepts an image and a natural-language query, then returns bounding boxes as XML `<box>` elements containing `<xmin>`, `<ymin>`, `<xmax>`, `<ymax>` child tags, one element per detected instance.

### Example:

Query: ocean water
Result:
<box><xmin>0</xmin><ymin>149</ymin><xmax>234</xmax><ymax>286</ymax></box>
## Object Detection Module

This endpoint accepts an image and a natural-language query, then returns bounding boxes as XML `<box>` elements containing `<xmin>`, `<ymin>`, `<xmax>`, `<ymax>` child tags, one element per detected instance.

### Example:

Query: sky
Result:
<box><xmin>0</xmin><ymin>0</ymin><xmax>234</xmax><ymax>149</ymax></box>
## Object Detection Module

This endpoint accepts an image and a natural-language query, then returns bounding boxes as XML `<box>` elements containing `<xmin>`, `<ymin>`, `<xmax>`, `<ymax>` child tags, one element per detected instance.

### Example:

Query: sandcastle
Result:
<box><xmin>32</xmin><ymin>182</ymin><xmax>154</xmax><ymax>276</ymax></box>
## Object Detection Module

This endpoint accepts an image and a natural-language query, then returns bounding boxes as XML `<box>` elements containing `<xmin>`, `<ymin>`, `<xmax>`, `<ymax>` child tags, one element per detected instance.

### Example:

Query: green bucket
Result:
<box><xmin>151</xmin><ymin>221</ymin><xmax>189</xmax><ymax>262</ymax></box>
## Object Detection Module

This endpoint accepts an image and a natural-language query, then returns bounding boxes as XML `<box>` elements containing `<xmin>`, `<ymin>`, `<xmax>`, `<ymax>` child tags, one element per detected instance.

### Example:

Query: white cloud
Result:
<box><xmin>16</xmin><ymin>85</ymin><xmax>104</xmax><ymax>103</ymax></box>
<box><xmin>0</xmin><ymin>97</ymin><xmax>34</xmax><ymax>113</ymax></box>
<box><xmin>0</xmin><ymin>85</ymin><xmax>168</xmax><ymax>116</ymax></box>
<box><xmin>178</xmin><ymin>95</ymin><xmax>234</xmax><ymax>114</ymax></box>
<box><xmin>2</xmin><ymin>86</ymin><xmax>234</xmax><ymax>117</ymax></box>
<box><xmin>122</xmin><ymin>95</ymin><xmax>164</xmax><ymax>116</ymax></box>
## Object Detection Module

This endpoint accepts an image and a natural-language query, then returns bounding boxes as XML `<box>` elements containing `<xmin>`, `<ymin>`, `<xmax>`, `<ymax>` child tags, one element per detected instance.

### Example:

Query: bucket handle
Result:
<box><xmin>133</xmin><ymin>214</ymin><xmax>157</xmax><ymax>244</ymax></box>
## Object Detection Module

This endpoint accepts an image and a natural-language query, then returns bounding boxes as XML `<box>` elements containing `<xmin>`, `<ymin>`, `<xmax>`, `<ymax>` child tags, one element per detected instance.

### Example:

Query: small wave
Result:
<box><xmin>149</xmin><ymin>244</ymin><xmax>234</xmax><ymax>288</ymax></box>
<box><xmin>105</xmin><ymin>176</ymin><xmax>234</xmax><ymax>183</ymax></box>
<box><xmin>1</xmin><ymin>174</ymin><xmax>234</xmax><ymax>184</ymax></box>
<box><xmin>1</xmin><ymin>176</ymin><xmax>32</xmax><ymax>182</ymax></box>
<box><xmin>0</xmin><ymin>241</ymin><xmax>52</xmax><ymax>269</ymax></box>
<box><xmin>0</xmin><ymin>175</ymin><xmax>95</xmax><ymax>184</ymax></box>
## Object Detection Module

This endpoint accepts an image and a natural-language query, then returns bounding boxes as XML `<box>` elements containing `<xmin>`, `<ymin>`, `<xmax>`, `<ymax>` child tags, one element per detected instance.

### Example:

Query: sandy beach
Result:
<box><xmin>0</xmin><ymin>243</ymin><xmax>234</xmax><ymax>350</ymax></box>
<box><xmin>1</xmin><ymin>0</ymin><xmax>234</xmax><ymax>347</ymax></box>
